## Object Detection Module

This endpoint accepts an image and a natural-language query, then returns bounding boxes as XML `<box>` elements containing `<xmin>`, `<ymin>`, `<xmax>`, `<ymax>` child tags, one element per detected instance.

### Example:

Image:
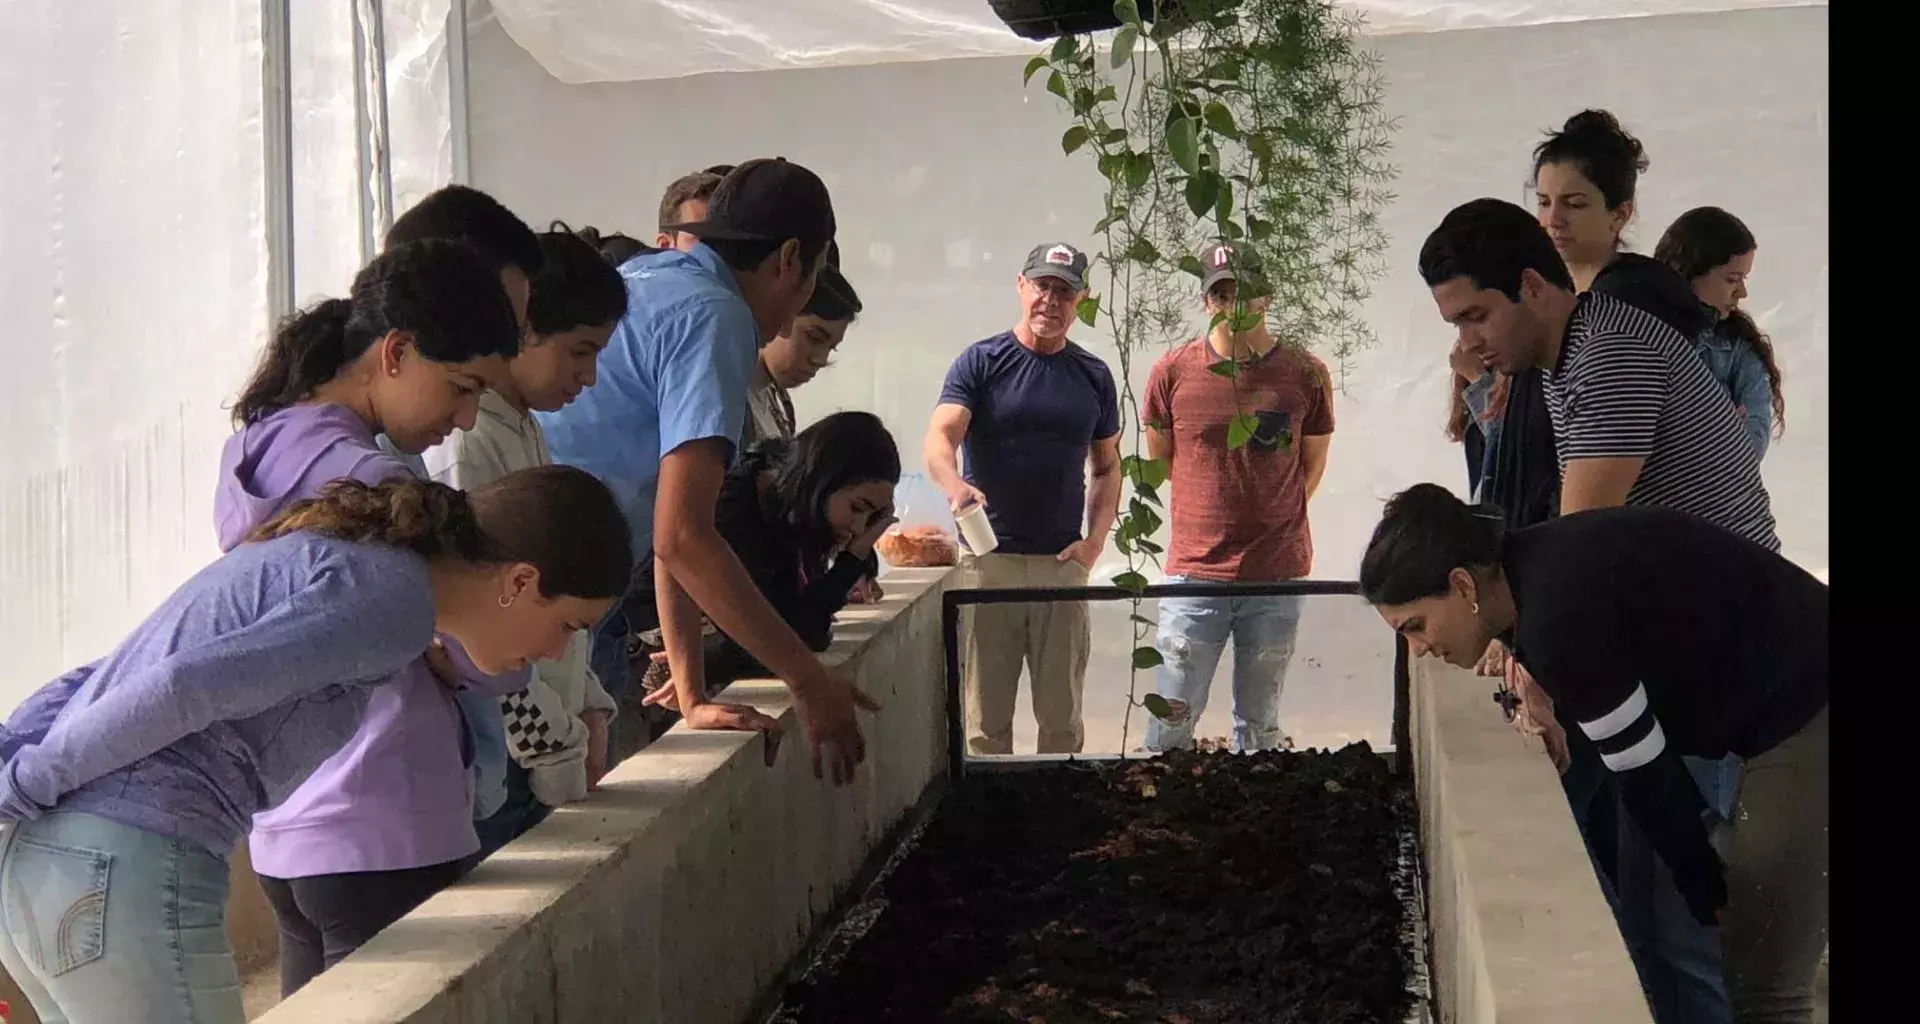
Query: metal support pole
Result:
<box><xmin>446</xmin><ymin>0</ymin><xmax>473</xmax><ymax>184</ymax></box>
<box><xmin>943</xmin><ymin>593</ymin><xmax>965</xmax><ymax>784</ymax></box>
<box><xmin>261</xmin><ymin>0</ymin><xmax>295</xmax><ymax>320</ymax></box>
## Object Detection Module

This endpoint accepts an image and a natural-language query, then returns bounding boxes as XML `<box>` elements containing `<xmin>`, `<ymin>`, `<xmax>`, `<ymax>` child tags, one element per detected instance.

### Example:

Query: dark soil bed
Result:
<box><xmin>776</xmin><ymin>743</ymin><xmax>1416</xmax><ymax>1024</ymax></box>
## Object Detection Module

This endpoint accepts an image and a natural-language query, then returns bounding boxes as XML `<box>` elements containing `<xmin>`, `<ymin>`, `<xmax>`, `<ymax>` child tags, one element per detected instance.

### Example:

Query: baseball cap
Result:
<box><xmin>1200</xmin><ymin>241</ymin><xmax>1262</xmax><ymax>292</ymax></box>
<box><xmin>660</xmin><ymin>157</ymin><xmax>836</xmax><ymax>249</ymax></box>
<box><xmin>1021</xmin><ymin>242</ymin><xmax>1090</xmax><ymax>291</ymax></box>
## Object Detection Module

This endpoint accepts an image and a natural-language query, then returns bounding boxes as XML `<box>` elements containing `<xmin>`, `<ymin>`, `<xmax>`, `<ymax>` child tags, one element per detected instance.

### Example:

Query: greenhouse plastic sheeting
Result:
<box><xmin>482</xmin><ymin>0</ymin><xmax>1822</xmax><ymax>84</ymax></box>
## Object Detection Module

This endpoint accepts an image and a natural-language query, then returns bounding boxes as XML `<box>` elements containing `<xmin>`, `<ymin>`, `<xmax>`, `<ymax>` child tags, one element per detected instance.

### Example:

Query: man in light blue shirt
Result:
<box><xmin>540</xmin><ymin>158</ymin><xmax>878</xmax><ymax>785</ymax></box>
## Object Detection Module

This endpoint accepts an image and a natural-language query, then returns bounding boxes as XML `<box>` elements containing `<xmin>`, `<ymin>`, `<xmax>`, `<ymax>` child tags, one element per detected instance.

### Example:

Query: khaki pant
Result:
<box><xmin>959</xmin><ymin>553</ymin><xmax>1091</xmax><ymax>755</ymax></box>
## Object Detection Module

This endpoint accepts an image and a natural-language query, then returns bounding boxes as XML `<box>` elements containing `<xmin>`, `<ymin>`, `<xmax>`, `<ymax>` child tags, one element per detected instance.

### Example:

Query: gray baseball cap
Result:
<box><xmin>1021</xmin><ymin>242</ymin><xmax>1090</xmax><ymax>291</ymax></box>
<box><xmin>1200</xmin><ymin>241</ymin><xmax>1260</xmax><ymax>292</ymax></box>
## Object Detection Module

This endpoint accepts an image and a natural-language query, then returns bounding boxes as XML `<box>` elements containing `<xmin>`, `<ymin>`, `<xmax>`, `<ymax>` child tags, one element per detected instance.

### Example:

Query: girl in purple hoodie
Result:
<box><xmin>213</xmin><ymin>239</ymin><xmax>534</xmax><ymax>996</ymax></box>
<box><xmin>1</xmin><ymin>468</ymin><xmax>634</xmax><ymax>1024</ymax></box>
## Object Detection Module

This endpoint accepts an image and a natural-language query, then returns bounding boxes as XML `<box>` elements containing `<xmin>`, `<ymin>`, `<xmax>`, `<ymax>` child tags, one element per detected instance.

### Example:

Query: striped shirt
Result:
<box><xmin>1544</xmin><ymin>292</ymin><xmax>1778</xmax><ymax>551</ymax></box>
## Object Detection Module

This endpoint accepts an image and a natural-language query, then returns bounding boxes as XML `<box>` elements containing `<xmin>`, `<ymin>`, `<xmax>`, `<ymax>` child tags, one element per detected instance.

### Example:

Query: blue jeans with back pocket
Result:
<box><xmin>0</xmin><ymin>812</ymin><xmax>242</xmax><ymax>1024</ymax></box>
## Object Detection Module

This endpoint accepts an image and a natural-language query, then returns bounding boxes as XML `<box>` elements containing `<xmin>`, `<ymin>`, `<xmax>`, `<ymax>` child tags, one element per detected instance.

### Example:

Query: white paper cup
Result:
<box><xmin>954</xmin><ymin>501</ymin><xmax>999</xmax><ymax>556</ymax></box>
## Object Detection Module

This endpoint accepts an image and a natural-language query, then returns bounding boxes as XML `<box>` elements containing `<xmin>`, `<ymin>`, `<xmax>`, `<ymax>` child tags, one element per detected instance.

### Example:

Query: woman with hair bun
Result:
<box><xmin>1656</xmin><ymin>207</ymin><xmax>1785</xmax><ymax>459</ymax></box>
<box><xmin>0</xmin><ymin>468</ymin><xmax>632</xmax><ymax>1024</ymax></box>
<box><xmin>1362</xmin><ymin>484</ymin><xmax>1827</xmax><ymax>1024</ymax></box>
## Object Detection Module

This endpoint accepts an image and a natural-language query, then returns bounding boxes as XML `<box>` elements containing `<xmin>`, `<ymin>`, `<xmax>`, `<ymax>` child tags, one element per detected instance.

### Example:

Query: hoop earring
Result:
<box><xmin>1471</xmin><ymin>601</ymin><xmax>1480</xmax><ymax>615</ymax></box>
<box><xmin>498</xmin><ymin>593</ymin><xmax>515</xmax><ymax>609</ymax></box>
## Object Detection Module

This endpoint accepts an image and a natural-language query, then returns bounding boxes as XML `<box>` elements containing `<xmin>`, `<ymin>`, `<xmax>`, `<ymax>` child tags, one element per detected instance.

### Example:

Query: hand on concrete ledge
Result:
<box><xmin>794</xmin><ymin>670</ymin><xmax>881</xmax><ymax>786</ymax></box>
<box><xmin>682</xmin><ymin>702</ymin><xmax>786</xmax><ymax>767</ymax></box>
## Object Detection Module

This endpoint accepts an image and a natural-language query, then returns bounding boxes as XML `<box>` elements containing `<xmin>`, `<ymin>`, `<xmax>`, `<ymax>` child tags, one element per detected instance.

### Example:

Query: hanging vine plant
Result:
<box><xmin>1023</xmin><ymin>0</ymin><xmax>1397</xmax><ymax>749</ymax></box>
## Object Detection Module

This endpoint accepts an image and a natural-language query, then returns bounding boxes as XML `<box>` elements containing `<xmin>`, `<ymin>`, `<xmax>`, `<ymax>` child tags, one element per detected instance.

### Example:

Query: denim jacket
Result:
<box><xmin>1692</xmin><ymin>323</ymin><xmax>1775</xmax><ymax>459</ymax></box>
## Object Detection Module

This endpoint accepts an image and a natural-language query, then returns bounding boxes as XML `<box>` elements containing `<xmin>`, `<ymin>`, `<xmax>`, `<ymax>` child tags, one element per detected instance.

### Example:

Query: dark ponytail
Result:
<box><xmin>574</xmin><ymin>224</ymin><xmax>657</xmax><ymax>268</ymax></box>
<box><xmin>249</xmin><ymin>478</ymin><xmax>487</xmax><ymax>560</ymax></box>
<box><xmin>1654</xmin><ymin>207</ymin><xmax>1785</xmax><ymax>435</ymax></box>
<box><xmin>233</xmin><ymin>239</ymin><xmax>521</xmax><ymax>426</ymax></box>
<box><xmin>1360</xmin><ymin>484</ymin><xmax>1505</xmax><ymax>606</ymax></box>
<box><xmin>248</xmin><ymin>465</ymin><xmax>633</xmax><ymax>599</ymax></box>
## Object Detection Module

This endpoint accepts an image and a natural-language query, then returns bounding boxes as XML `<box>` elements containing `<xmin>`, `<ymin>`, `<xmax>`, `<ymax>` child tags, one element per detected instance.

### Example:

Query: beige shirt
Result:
<box><xmin>423</xmin><ymin>391</ymin><xmax>616</xmax><ymax>808</ymax></box>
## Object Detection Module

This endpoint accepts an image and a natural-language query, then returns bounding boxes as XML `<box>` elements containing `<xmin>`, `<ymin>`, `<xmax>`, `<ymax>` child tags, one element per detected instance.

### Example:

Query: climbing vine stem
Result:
<box><xmin>1023</xmin><ymin>0</ymin><xmax>1397</xmax><ymax>750</ymax></box>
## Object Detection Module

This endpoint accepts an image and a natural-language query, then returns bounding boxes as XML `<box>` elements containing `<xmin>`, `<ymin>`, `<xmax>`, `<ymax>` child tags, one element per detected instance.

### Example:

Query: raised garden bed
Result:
<box><xmin>769</xmin><ymin>743</ymin><xmax>1428</xmax><ymax>1024</ymax></box>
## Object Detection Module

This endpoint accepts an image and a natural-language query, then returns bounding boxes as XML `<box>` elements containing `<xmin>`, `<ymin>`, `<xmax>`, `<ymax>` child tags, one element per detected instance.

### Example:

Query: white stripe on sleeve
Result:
<box><xmin>1599</xmin><ymin>721</ymin><xmax>1666</xmax><ymax>772</ymax></box>
<box><xmin>1578</xmin><ymin>683</ymin><xmax>1649</xmax><ymax>742</ymax></box>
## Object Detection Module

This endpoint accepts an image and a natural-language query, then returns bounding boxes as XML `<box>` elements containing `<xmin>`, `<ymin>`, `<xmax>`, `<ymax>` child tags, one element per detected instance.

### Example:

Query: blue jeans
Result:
<box><xmin>1563</xmin><ymin>735</ymin><xmax>1734</xmax><ymax>1024</ymax></box>
<box><xmin>0</xmin><ymin>812</ymin><xmax>243</xmax><ymax>1024</ymax></box>
<box><xmin>470</xmin><ymin>762</ymin><xmax>554</xmax><ymax>865</ymax></box>
<box><xmin>589</xmin><ymin>604</ymin><xmax>634</xmax><ymax>766</ymax></box>
<box><xmin>1145</xmin><ymin>582</ymin><xmax>1302</xmax><ymax>752</ymax></box>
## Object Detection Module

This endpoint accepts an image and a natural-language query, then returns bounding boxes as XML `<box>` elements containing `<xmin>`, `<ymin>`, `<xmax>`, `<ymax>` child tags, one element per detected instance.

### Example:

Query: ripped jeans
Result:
<box><xmin>1145</xmin><ymin>582</ymin><xmax>1303</xmax><ymax>752</ymax></box>
<box><xmin>0</xmin><ymin>812</ymin><xmax>242</xmax><ymax>1024</ymax></box>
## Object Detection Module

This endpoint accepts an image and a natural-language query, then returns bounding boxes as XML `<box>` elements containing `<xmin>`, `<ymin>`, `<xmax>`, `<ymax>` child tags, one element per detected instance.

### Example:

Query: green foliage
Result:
<box><xmin>1021</xmin><ymin>0</ymin><xmax>1396</xmax><ymax>752</ymax></box>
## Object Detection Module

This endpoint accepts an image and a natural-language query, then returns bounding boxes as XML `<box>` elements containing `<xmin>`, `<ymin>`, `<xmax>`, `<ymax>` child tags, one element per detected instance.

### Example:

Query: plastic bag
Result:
<box><xmin>877</xmin><ymin>473</ymin><xmax>960</xmax><ymax>568</ymax></box>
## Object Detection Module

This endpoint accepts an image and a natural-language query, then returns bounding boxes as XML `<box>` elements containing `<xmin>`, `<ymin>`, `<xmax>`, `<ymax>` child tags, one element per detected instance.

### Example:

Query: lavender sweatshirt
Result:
<box><xmin>215</xmin><ymin>404</ymin><xmax>527</xmax><ymax>877</ymax></box>
<box><xmin>0</xmin><ymin>533</ymin><xmax>436</xmax><ymax>858</ymax></box>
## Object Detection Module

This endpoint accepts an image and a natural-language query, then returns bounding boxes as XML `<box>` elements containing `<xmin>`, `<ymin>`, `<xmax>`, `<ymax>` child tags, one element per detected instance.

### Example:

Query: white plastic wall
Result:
<box><xmin>467</xmin><ymin>6</ymin><xmax>1828</xmax><ymax>583</ymax></box>
<box><xmin>0</xmin><ymin>1</ymin><xmax>270</xmax><ymax>712</ymax></box>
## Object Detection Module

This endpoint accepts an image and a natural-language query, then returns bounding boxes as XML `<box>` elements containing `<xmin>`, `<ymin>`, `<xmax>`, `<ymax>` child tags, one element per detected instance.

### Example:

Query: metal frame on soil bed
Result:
<box><xmin>760</xmin><ymin>581</ymin><xmax>1431</xmax><ymax>1023</ymax></box>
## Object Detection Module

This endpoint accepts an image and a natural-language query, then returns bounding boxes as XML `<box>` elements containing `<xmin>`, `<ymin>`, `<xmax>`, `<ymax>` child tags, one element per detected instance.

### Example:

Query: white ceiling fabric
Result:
<box><xmin>480</xmin><ymin>0</ymin><xmax>1823</xmax><ymax>84</ymax></box>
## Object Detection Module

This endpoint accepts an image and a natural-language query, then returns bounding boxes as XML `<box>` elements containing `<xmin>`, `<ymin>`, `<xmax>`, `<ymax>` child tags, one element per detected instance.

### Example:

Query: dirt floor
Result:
<box><xmin>780</xmin><ymin>745</ymin><xmax>1414</xmax><ymax>1024</ymax></box>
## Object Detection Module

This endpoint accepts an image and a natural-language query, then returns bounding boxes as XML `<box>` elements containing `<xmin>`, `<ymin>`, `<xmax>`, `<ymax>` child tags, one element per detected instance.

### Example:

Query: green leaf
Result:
<box><xmin>1215</xmin><ymin>178</ymin><xmax>1234</xmax><ymax>223</ymax></box>
<box><xmin>1023</xmin><ymin>55</ymin><xmax>1050</xmax><ymax>85</ymax></box>
<box><xmin>1227</xmin><ymin>412</ymin><xmax>1261</xmax><ymax>450</ymax></box>
<box><xmin>1062</xmin><ymin>125</ymin><xmax>1091</xmax><ymax>155</ymax></box>
<box><xmin>1125</xmin><ymin>152</ymin><xmax>1153</xmax><ymax>190</ymax></box>
<box><xmin>1132</xmin><ymin>645</ymin><xmax>1165</xmax><ymax>670</ymax></box>
<box><xmin>1202</xmin><ymin>101</ymin><xmax>1240</xmax><ymax>139</ymax></box>
<box><xmin>1184</xmin><ymin>170</ymin><xmax>1220</xmax><ymax>218</ymax></box>
<box><xmin>1248</xmin><ymin>214</ymin><xmax>1274</xmax><ymax>241</ymax></box>
<box><xmin>1136</xmin><ymin>537</ymin><xmax>1164</xmax><ymax>554</ymax></box>
<box><xmin>1093</xmin><ymin>204</ymin><xmax>1129</xmax><ymax>234</ymax></box>
<box><xmin>1046</xmin><ymin>70</ymin><xmax>1069</xmax><ymax>101</ymax></box>
<box><xmin>1114</xmin><ymin>0</ymin><xmax>1143</xmax><ymax>27</ymax></box>
<box><xmin>1121</xmin><ymin>237</ymin><xmax>1161</xmax><ymax>264</ymax></box>
<box><xmin>1207</xmin><ymin>358</ymin><xmax>1240</xmax><ymax>379</ymax></box>
<box><xmin>1111</xmin><ymin>26</ymin><xmax>1138</xmax><ymax>68</ymax></box>
<box><xmin>1166</xmin><ymin>117</ymin><xmax>1201</xmax><ymax>174</ymax></box>
<box><xmin>1228</xmin><ymin>307</ymin><xmax>1263</xmax><ymax>333</ymax></box>
<box><xmin>1140</xmin><ymin>456</ymin><xmax>1169</xmax><ymax>489</ymax></box>
<box><xmin>1135</xmin><ymin>481</ymin><xmax>1163</xmax><ymax>507</ymax></box>
<box><xmin>1142</xmin><ymin>692</ymin><xmax>1176</xmax><ymax>719</ymax></box>
<box><xmin>1072</xmin><ymin>87</ymin><xmax>1098</xmax><ymax>116</ymax></box>
<box><xmin>1177</xmin><ymin>254</ymin><xmax>1206</xmax><ymax>279</ymax></box>
<box><xmin>1051</xmin><ymin>35</ymin><xmax>1078</xmax><ymax>62</ymax></box>
<box><xmin>1075</xmin><ymin>295</ymin><xmax>1100</xmax><ymax>327</ymax></box>
<box><xmin>1096</xmin><ymin>84</ymin><xmax>1118</xmax><ymax>103</ymax></box>
<box><xmin>1247</xmin><ymin>133</ymin><xmax>1275</xmax><ymax>168</ymax></box>
<box><xmin>1101</xmin><ymin>127</ymin><xmax>1128</xmax><ymax>145</ymax></box>
<box><xmin>1114</xmin><ymin>570</ymin><xmax>1150</xmax><ymax>594</ymax></box>
<box><xmin>1222</xmin><ymin>219</ymin><xmax>1245</xmax><ymax>240</ymax></box>
<box><xmin>1131</xmin><ymin>613</ymin><xmax>1156</xmax><ymax>627</ymax></box>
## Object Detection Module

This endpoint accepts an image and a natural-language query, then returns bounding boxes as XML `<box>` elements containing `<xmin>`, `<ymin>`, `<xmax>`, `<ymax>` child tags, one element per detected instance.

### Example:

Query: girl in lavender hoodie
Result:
<box><xmin>0</xmin><ymin>468</ymin><xmax>634</xmax><ymax>1024</ymax></box>
<box><xmin>212</xmin><ymin>239</ymin><xmax>534</xmax><ymax>996</ymax></box>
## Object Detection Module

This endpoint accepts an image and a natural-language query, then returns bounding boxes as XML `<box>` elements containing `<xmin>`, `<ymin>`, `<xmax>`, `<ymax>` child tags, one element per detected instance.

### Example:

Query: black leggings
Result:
<box><xmin>258</xmin><ymin>859</ymin><xmax>467</xmax><ymax>996</ymax></box>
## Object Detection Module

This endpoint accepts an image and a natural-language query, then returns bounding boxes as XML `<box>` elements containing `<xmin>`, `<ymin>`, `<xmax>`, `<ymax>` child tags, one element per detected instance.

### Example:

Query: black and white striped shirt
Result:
<box><xmin>1504</xmin><ymin>506</ymin><xmax>1828</xmax><ymax>924</ymax></box>
<box><xmin>1544</xmin><ymin>292</ymin><xmax>1779</xmax><ymax>551</ymax></box>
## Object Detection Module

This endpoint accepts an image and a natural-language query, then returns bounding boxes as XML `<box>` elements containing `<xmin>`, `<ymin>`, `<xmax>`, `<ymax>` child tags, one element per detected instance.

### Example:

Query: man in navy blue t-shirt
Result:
<box><xmin>925</xmin><ymin>242</ymin><xmax>1122</xmax><ymax>755</ymax></box>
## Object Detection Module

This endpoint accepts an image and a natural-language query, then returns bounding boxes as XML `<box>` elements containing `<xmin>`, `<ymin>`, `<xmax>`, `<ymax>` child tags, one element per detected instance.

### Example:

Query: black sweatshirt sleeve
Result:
<box><xmin>789</xmin><ymin>552</ymin><xmax>876</xmax><ymax>652</ymax></box>
<box><xmin>1567</xmin><ymin>679</ymin><xmax>1727</xmax><ymax>924</ymax></box>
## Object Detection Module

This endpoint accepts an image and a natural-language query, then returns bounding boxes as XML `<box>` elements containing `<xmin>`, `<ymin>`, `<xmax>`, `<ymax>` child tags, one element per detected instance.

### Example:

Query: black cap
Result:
<box><xmin>1200</xmin><ymin>241</ymin><xmax>1261</xmax><ymax>292</ymax></box>
<box><xmin>1021</xmin><ymin>242</ymin><xmax>1090</xmax><ymax>291</ymax></box>
<box><xmin>660</xmin><ymin>157</ymin><xmax>836</xmax><ymax>247</ymax></box>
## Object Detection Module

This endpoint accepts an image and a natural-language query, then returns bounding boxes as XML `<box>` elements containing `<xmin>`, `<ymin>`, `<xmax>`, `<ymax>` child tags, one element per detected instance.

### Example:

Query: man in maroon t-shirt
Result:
<box><xmin>1140</xmin><ymin>242</ymin><xmax>1334</xmax><ymax>751</ymax></box>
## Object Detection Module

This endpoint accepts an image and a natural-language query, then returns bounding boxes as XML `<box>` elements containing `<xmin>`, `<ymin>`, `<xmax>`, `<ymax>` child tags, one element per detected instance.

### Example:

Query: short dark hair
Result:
<box><xmin>658</xmin><ymin>172</ymin><xmax>723</xmax><ymax>235</ymax></box>
<box><xmin>803</xmin><ymin>264</ymin><xmax>863</xmax><ymax>323</ymax></box>
<box><xmin>1418</xmin><ymin>198</ymin><xmax>1574</xmax><ymax>300</ymax></box>
<box><xmin>385</xmin><ymin>185</ymin><xmax>543</xmax><ymax>277</ymax></box>
<box><xmin>680</xmin><ymin>159</ymin><xmax>836</xmax><ymax>277</ymax></box>
<box><xmin>1360</xmin><ymin>483</ymin><xmax>1505</xmax><ymax>607</ymax></box>
<box><xmin>1533</xmin><ymin>110</ymin><xmax>1648</xmax><ymax>212</ymax></box>
<box><xmin>527</xmin><ymin>223</ymin><xmax>629</xmax><ymax>336</ymax></box>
